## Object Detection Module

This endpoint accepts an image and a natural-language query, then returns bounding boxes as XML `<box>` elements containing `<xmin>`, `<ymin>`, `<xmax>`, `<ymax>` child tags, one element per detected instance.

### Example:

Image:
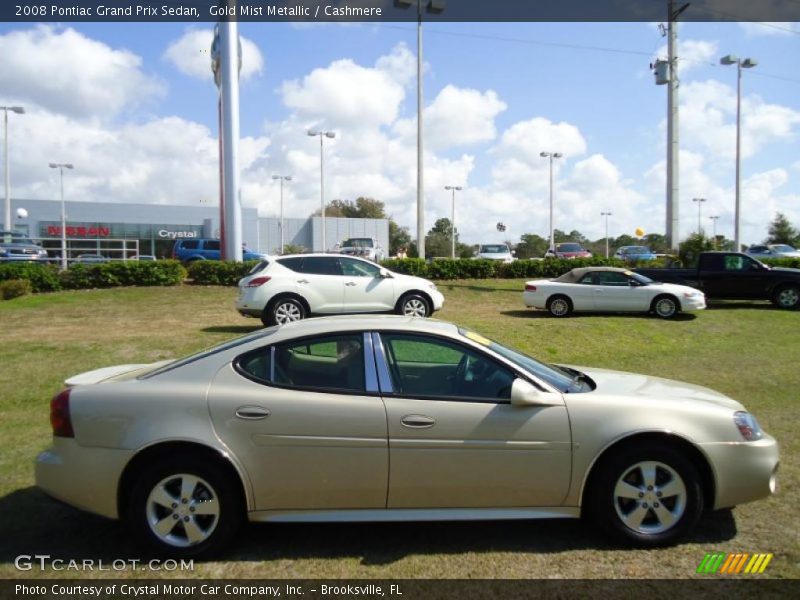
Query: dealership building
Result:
<box><xmin>9</xmin><ymin>198</ymin><xmax>390</xmax><ymax>259</ymax></box>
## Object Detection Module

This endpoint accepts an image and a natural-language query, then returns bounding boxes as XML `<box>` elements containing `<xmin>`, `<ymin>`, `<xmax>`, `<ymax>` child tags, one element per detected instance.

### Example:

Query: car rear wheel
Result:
<box><xmin>546</xmin><ymin>295</ymin><xmax>572</xmax><ymax>317</ymax></box>
<box><xmin>773</xmin><ymin>285</ymin><xmax>800</xmax><ymax>310</ymax></box>
<box><xmin>398</xmin><ymin>294</ymin><xmax>431</xmax><ymax>318</ymax></box>
<box><xmin>587</xmin><ymin>443</ymin><xmax>703</xmax><ymax>547</ymax></box>
<box><xmin>127</xmin><ymin>458</ymin><xmax>242</xmax><ymax>558</ymax></box>
<box><xmin>652</xmin><ymin>295</ymin><xmax>679</xmax><ymax>319</ymax></box>
<box><xmin>265</xmin><ymin>297</ymin><xmax>306</xmax><ymax>326</ymax></box>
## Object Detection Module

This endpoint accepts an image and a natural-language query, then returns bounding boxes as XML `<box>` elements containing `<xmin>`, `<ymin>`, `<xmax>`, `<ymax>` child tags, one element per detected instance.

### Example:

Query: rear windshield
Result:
<box><xmin>480</xmin><ymin>245</ymin><xmax>508</xmax><ymax>253</ymax></box>
<box><xmin>558</xmin><ymin>243</ymin><xmax>583</xmax><ymax>252</ymax></box>
<box><xmin>343</xmin><ymin>239</ymin><xmax>373</xmax><ymax>248</ymax></box>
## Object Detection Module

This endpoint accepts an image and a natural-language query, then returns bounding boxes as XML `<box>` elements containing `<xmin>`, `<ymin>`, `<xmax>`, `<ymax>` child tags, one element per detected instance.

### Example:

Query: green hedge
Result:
<box><xmin>0</xmin><ymin>279</ymin><xmax>32</xmax><ymax>300</ymax></box>
<box><xmin>761</xmin><ymin>257</ymin><xmax>800</xmax><ymax>269</ymax></box>
<box><xmin>0</xmin><ymin>260</ymin><xmax>186</xmax><ymax>292</ymax></box>
<box><xmin>380</xmin><ymin>257</ymin><xmax>631</xmax><ymax>280</ymax></box>
<box><xmin>187</xmin><ymin>260</ymin><xmax>261</xmax><ymax>286</ymax></box>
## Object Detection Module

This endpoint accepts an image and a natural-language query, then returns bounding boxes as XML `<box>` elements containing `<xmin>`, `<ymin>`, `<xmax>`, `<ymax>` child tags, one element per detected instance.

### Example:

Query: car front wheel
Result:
<box><xmin>652</xmin><ymin>295</ymin><xmax>679</xmax><ymax>319</ymax></box>
<box><xmin>773</xmin><ymin>285</ymin><xmax>800</xmax><ymax>310</ymax></box>
<box><xmin>588</xmin><ymin>443</ymin><xmax>703</xmax><ymax>547</ymax></box>
<box><xmin>398</xmin><ymin>294</ymin><xmax>430</xmax><ymax>318</ymax></box>
<box><xmin>127</xmin><ymin>458</ymin><xmax>242</xmax><ymax>558</ymax></box>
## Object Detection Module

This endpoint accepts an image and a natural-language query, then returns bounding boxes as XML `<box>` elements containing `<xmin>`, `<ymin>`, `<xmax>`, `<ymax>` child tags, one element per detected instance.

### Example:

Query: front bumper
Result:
<box><xmin>36</xmin><ymin>437</ymin><xmax>133</xmax><ymax>520</ymax></box>
<box><xmin>430</xmin><ymin>289</ymin><xmax>445</xmax><ymax>312</ymax></box>
<box><xmin>700</xmin><ymin>435</ymin><xmax>779</xmax><ymax>510</ymax></box>
<box><xmin>680</xmin><ymin>296</ymin><xmax>707</xmax><ymax>312</ymax></box>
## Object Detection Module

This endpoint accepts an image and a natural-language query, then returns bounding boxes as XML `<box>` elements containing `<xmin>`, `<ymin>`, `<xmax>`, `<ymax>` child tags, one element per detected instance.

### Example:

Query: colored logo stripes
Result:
<box><xmin>697</xmin><ymin>552</ymin><xmax>773</xmax><ymax>574</ymax></box>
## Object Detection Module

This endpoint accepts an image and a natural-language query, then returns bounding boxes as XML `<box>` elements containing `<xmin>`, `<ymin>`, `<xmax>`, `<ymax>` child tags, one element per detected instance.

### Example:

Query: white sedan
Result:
<box><xmin>523</xmin><ymin>267</ymin><xmax>706</xmax><ymax>318</ymax></box>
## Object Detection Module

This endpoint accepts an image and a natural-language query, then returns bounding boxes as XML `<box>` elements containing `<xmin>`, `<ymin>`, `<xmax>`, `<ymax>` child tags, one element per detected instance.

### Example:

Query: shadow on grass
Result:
<box><xmin>0</xmin><ymin>488</ymin><xmax>737</xmax><ymax>567</ymax></box>
<box><xmin>501</xmin><ymin>310</ymin><xmax>698</xmax><ymax>322</ymax></box>
<box><xmin>201</xmin><ymin>325</ymin><xmax>263</xmax><ymax>334</ymax></box>
<box><xmin>439</xmin><ymin>283</ymin><xmax>521</xmax><ymax>293</ymax></box>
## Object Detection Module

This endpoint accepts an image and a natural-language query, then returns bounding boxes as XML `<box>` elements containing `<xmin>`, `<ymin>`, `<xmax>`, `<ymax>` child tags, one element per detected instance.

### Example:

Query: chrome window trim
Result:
<box><xmin>363</xmin><ymin>332</ymin><xmax>379</xmax><ymax>393</ymax></box>
<box><xmin>370</xmin><ymin>332</ymin><xmax>394</xmax><ymax>394</ymax></box>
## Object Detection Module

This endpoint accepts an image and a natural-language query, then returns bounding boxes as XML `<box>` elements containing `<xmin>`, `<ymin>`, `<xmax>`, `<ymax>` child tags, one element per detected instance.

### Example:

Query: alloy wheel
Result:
<box><xmin>613</xmin><ymin>461</ymin><xmax>687</xmax><ymax>535</ymax></box>
<box><xmin>145</xmin><ymin>474</ymin><xmax>220</xmax><ymax>548</ymax></box>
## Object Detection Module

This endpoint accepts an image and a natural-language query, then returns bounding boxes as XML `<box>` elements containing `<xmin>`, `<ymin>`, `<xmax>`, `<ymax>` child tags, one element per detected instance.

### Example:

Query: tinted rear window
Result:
<box><xmin>180</xmin><ymin>240</ymin><xmax>199</xmax><ymax>250</ymax></box>
<box><xmin>300</xmin><ymin>257</ymin><xmax>341</xmax><ymax>275</ymax></box>
<box><xmin>277</xmin><ymin>257</ymin><xmax>304</xmax><ymax>272</ymax></box>
<box><xmin>204</xmin><ymin>240</ymin><xmax>220</xmax><ymax>251</ymax></box>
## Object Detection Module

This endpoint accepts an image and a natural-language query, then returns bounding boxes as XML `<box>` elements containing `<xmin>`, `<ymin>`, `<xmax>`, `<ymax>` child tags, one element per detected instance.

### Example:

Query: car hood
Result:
<box><xmin>65</xmin><ymin>360</ymin><xmax>173</xmax><ymax>386</ymax></box>
<box><xmin>477</xmin><ymin>253</ymin><xmax>512</xmax><ymax>260</ymax></box>
<box><xmin>770</xmin><ymin>266</ymin><xmax>800</xmax><ymax>275</ymax></box>
<box><xmin>568</xmin><ymin>365</ymin><xmax>744</xmax><ymax>411</ymax></box>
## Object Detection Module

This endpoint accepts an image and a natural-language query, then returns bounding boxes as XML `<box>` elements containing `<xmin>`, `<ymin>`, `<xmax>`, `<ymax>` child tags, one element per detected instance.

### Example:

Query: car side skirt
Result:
<box><xmin>248</xmin><ymin>507</ymin><xmax>580</xmax><ymax>523</ymax></box>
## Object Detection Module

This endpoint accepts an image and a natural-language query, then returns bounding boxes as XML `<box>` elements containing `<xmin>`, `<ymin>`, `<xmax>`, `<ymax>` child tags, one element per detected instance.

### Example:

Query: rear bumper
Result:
<box><xmin>700</xmin><ymin>435</ymin><xmax>779</xmax><ymax>510</ymax></box>
<box><xmin>36</xmin><ymin>438</ymin><xmax>133</xmax><ymax>520</ymax></box>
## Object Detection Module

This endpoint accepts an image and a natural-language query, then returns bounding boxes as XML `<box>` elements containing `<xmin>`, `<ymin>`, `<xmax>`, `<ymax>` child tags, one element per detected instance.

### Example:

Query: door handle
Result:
<box><xmin>345</xmin><ymin>281</ymin><xmax>357</xmax><ymax>286</ymax></box>
<box><xmin>297</xmin><ymin>279</ymin><xmax>309</xmax><ymax>284</ymax></box>
<box><xmin>235</xmin><ymin>406</ymin><xmax>271</xmax><ymax>420</ymax></box>
<box><xmin>400</xmin><ymin>414</ymin><xmax>435</xmax><ymax>428</ymax></box>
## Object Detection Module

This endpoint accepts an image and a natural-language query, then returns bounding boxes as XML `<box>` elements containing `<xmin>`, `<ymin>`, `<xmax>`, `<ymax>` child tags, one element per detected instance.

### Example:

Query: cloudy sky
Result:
<box><xmin>0</xmin><ymin>20</ymin><xmax>798</xmax><ymax>246</ymax></box>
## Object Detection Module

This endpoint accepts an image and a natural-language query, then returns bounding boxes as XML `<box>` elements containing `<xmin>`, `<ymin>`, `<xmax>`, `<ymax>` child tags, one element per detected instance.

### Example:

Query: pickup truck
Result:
<box><xmin>635</xmin><ymin>251</ymin><xmax>800</xmax><ymax>310</ymax></box>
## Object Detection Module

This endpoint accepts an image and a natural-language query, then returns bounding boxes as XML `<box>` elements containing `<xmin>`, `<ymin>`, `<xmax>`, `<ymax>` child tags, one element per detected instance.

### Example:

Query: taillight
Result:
<box><xmin>50</xmin><ymin>389</ymin><xmax>74</xmax><ymax>438</ymax></box>
<box><xmin>245</xmin><ymin>276</ymin><xmax>271</xmax><ymax>288</ymax></box>
<box><xmin>525</xmin><ymin>284</ymin><xmax>537</xmax><ymax>292</ymax></box>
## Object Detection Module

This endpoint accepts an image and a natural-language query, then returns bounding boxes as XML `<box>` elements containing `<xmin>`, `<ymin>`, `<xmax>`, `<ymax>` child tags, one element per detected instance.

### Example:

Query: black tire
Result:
<box><xmin>398</xmin><ymin>293</ymin><xmax>431</xmax><ymax>318</ymax></box>
<box><xmin>264</xmin><ymin>296</ymin><xmax>306</xmax><ymax>326</ymax></box>
<box><xmin>772</xmin><ymin>285</ymin><xmax>800</xmax><ymax>310</ymax></box>
<box><xmin>651</xmin><ymin>295</ymin><xmax>679</xmax><ymax>319</ymax></box>
<box><xmin>546</xmin><ymin>295</ymin><xmax>572</xmax><ymax>317</ymax></box>
<box><xmin>586</xmin><ymin>443</ymin><xmax>703</xmax><ymax>547</ymax></box>
<box><xmin>127</xmin><ymin>457</ymin><xmax>243</xmax><ymax>558</ymax></box>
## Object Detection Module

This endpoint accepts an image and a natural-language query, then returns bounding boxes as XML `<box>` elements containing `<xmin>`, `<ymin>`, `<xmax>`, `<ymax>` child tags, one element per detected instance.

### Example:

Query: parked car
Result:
<box><xmin>173</xmin><ymin>238</ymin><xmax>266</xmax><ymax>262</ymax></box>
<box><xmin>614</xmin><ymin>246</ymin><xmax>657</xmax><ymax>263</ymax></box>
<box><xmin>135</xmin><ymin>255</ymin><xmax>157</xmax><ymax>261</ymax></box>
<box><xmin>635</xmin><ymin>251</ymin><xmax>800</xmax><ymax>310</ymax></box>
<box><xmin>75</xmin><ymin>253</ymin><xmax>108</xmax><ymax>264</ymax></box>
<box><xmin>0</xmin><ymin>230</ymin><xmax>49</xmax><ymax>262</ymax></box>
<box><xmin>236</xmin><ymin>253</ymin><xmax>444</xmax><ymax>326</ymax></box>
<box><xmin>337</xmin><ymin>237</ymin><xmax>385</xmax><ymax>262</ymax></box>
<box><xmin>746</xmin><ymin>244</ymin><xmax>800</xmax><ymax>259</ymax></box>
<box><xmin>35</xmin><ymin>316</ymin><xmax>778</xmax><ymax>557</ymax></box>
<box><xmin>523</xmin><ymin>267</ymin><xmax>705</xmax><ymax>318</ymax></box>
<box><xmin>545</xmin><ymin>242</ymin><xmax>592</xmax><ymax>259</ymax></box>
<box><xmin>475</xmin><ymin>244</ymin><xmax>515</xmax><ymax>263</ymax></box>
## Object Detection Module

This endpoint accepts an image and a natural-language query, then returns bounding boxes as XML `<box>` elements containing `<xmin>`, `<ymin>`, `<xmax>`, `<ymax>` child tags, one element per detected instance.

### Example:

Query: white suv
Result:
<box><xmin>236</xmin><ymin>254</ymin><xmax>444</xmax><ymax>326</ymax></box>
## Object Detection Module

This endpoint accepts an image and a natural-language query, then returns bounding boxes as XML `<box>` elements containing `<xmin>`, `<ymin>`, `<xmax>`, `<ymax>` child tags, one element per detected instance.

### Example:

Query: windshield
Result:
<box><xmin>343</xmin><ymin>239</ymin><xmax>373</xmax><ymax>248</ymax></box>
<box><xmin>459</xmin><ymin>328</ymin><xmax>591</xmax><ymax>393</ymax></box>
<box><xmin>629</xmin><ymin>271</ymin><xmax>654</xmax><ymax>284</ymax></box>
<box><xmin>479</xmin><ymin>245</ymin><xmax>508</xmax><ymax>254</ymax></box>
<box><xmin>557</xmin><ymin>243</ymin><xmax>583</xmax><ymax>252</ymax></box>
<box><xmin>771</xmin><ymin>245</ymin><xmax>796</xmax><ymax>253</ymax></box>
<box><xmin>623</xmin><ymin>246</ymin><xmax>650</xmax><ymax>254</ymax></box>
<box><xmin>1</xmin><ymin>232</ymin><xmax>37</xmax><ymax>245</ymax></box>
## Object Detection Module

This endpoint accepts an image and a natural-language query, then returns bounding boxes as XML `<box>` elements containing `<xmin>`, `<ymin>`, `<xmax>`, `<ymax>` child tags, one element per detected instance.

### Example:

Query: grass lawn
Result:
<box><xmin>0</xmin><ymin>281</ymin><xmax>797</xmax><ymax>579</ymax></box>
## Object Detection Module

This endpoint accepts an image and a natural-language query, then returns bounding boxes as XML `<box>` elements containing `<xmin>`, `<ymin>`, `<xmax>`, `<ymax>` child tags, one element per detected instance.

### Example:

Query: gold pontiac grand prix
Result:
<box><xmin>36</xmin><ymin>316</ymin><xmax>779</xmax><ymax>556</ymax></box>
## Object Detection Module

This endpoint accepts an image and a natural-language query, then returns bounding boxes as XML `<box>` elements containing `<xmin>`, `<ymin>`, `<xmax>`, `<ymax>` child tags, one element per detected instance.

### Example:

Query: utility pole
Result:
<box><xmin>709</xmin><ymin>215</ymin><xmax>720</xmax><ymax>248</ymax></box>
<box><xmin>601</xmin><ymin>212</ymin><xmax>612</xmax><ymax>258</ymax></box>
<box><xmin>667</xmin><ymin>1</ymin><xmax>688</xmax><ymax>252</ymax></box>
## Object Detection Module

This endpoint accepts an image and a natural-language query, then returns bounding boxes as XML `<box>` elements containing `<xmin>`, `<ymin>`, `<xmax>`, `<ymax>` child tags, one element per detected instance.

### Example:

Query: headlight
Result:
<box><xmin>427</xmin><ymin>282</ymin><xmax>437</xmax><ymax>291</ymax></box>
<box><xmin>733</xmin><ymin>411</ymin><xmax>763</xmax><ymax>441</ymax></box>
<box><xmin>683</xmin><ymin>291</ymin><xmax>702</xmax><ymax>298</ymax></box>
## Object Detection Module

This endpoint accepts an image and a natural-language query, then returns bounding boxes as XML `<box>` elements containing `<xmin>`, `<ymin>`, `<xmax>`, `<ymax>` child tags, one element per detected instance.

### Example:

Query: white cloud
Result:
<box><xmin>497</xmin><ymin>118</ymin><xmax>587</xmax><ymax>164</ymax></box>
<box><xmin>739</xmin><ymin>22</ymin><xmax>799</xmax><ymax>37</ymax></box>
<box><xmin>0</xmin><ymin>25</ymin><xmax>163</xmax><ymax>119</ymax></box>
<box><xmin>163</xmin><ymin>28</ymin><xmax>264</xmax><ymax>82</ymax></box>
<box><xmin>655</xmin><ymin>39</ymin><xmax>719</xmax><ymax>75</ymax></box>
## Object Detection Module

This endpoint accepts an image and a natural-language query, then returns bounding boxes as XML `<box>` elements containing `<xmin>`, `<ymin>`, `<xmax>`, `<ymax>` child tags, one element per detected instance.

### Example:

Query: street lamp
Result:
<box><xmin>709</xmin><ymin>215</ymin><xmax>720</xmax><ymax>248</ymax></box>
<box><xmin>692</xmin><ymin>197</ymin><xmax>707</xmax><ymax>234</ymax></box>
<box><xmin>540</xmin><ymin>152</ymin><xmax>563</xmax><ymax>253</ymax></box>
<box><xmin>601</xmin><ymin>212</ymin><xmax>613</xmax><ymax>258</ymax></box>
<box><xmin>49</xmin><ymin>162</ymin><xmax>74</xmax><ymax>270</ymax></box>
<box><xmin>272</xmin><ymin>175</ymin><xmax>292</xmax><ymax>254</ymax></box>
<box><xmin>2</xmin><ymin>105</ymin><xmax>25</xmax><ymax>231</ymax></box>
<box><xmin>444</xmin><ymin>185</ymin><xmax>463</xmax><ymax>259</ymax></box>
<box><xmin>720</xmin><ymin>54</ymin><xmax>757</xmax><ymax>251</ymax></box>
<box><xmin>308</xmin><ymin>130</ymin><xmax>335</xmax><ymax>252</ymax></box>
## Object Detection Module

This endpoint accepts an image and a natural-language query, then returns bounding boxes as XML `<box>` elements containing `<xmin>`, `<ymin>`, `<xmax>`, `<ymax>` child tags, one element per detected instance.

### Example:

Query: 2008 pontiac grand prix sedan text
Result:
<box><xmin>36</xmin><ymin>316</ymin><xmax>778</xmax><ymax>556</ymax></box>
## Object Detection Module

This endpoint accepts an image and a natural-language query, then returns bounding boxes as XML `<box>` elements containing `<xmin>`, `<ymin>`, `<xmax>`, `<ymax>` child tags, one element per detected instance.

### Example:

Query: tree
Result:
<box><xmin>389</xmin><ymin>220</ymin><xmax>411</xmax><ymax>256</ymax></box>
<box><xmin>515</xmin><ymin>233</ymin><xmax>548</xmax><ymax>259</ymax></box>
<box><xmin>767</xmin><ymin>213</ymin><xmax>798</xmax><ymax>245</ymax></box>
<box><xmin>679</xmin><ymin>232</ymin><xmax>714</xmax><ymax>267</ymax></box>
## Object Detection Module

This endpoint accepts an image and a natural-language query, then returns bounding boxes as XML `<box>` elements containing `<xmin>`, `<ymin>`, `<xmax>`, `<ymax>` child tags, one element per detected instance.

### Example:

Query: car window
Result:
<box><xmin>558</xmin><ymin>243</ymin><xmax>582</xmax><ymax>252</ymax></box>
<box><xmin>595</xmin><ymin>272</ymin><xmax>630</xmax><ymax>286</ymax></box>
<box><xmin>180</xmin><ymin>240</ymin><xmax>199</xmax><ymax>250</ymax></box>
<box><xmin>723</xmin><ymin>255</ymin><xmax>759</xmax><ymax>272</ymax></box>
<box><xmin>299</xmin><ymin>257</ymin><xmax>342</xmax><ymax>276</ymax></box>
<box><xmin>204</xmin><ymin>240</ymin><xmax>221</xmax><ymax>251</ymax></box>
<box><xmin>340</xmin><ymin>257</ymin><xmax>380</xmax><ymax>277</ymax></box>
<box><xmin>380</xmin><ymin>333</ymin><xmax>514</xmax><ymax>401</ymax></box>
<box><xmin>277</xmin><ymin>257</ymin><xmax>303</xmax><ymax>272</ymax></box>
<box><xmin>578</xmin><ymin>273</ymin><xmax>596</xmax><ymax>285</ymax></box>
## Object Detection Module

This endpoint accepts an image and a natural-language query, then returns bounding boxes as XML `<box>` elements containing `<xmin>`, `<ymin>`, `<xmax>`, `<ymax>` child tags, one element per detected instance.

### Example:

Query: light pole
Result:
<box><xmin>540</xmin><ymin>152</ymin><xmax>563</xmax><ymax>252</ymax></box>
<box><xmin>308</xmin><ymin>130</ymin><xmax>335</xmax><ymax>252</ymax></box>
<box><xmin>709</xmin><ymin>215</ymin><xmax>720</xmax><ymax>248</ymax></box>
<box><xmin>692</xmin><ymin>197</ymin><xmax>707</xmax><ymax>234</ymax></box>
<box><xmin>601</xmin><ymin>211</ymin><xmax>612</xmax><ymax>258</ymax></box>
<box><xmin>721</xmin><ymin>54</ymin><xmax>757</xmax><ymax>251</ymax></box>
<box><xmin>444</xmin><ymin>185</ymin><xmax>462</xmax><ymax>259</ymax></box>
<box><xmin>49</xmin><ymin>162</ymin><xmax>74</xmax><ymax>270</ymax></box>
<box><xmin>272</xmin><ymin>175</ymin><xmax>292</xmax><ymax>254</ymax></box>
<box><xmin>2</xmin><ymin>106</ymin><xmax>25</xmax><ymax>232</ymax></box>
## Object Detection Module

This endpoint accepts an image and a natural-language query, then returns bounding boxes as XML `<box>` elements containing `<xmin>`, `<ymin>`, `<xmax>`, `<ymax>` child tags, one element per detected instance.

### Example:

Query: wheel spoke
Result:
<box><xmin>622</xmin><ymin>504</ymin><xmax>649</xmax><ymax>530</ymax></box>
<box><xmin>658</xmin><ymin>477</ymin><xmax>686</xmax><ymax>499</ymax></box>
<box><xmin>150</xmin><ymin>485</ymin><xmax>178</xmax><ymax>509</ymax></box>
<box><xmin>652</xmin><ymin>503</ymin><xmax>677</xmax><ymax>529</ymax></box>
<box><xmin>192</xmin><ymin>497</ymin><xmax>220</xmax><ymax>516</ymax></box>
<box><xmin>153</xmin><ymin>515</ymin><xmax>178</xmax><ymax>538</ymax></box>
<box><xmin>640</xmin><ymin>462</ymin><xmax>658</xmax><ymax>489</ymax></box>
<box><xmin>180</xmin><ymin>475</ymin><xmax>200</xmax><ymax>501</ymax></box>
<box><xmin>183</xmin><ymin>518</ymin><xmax>206</xmax><ymax>545</ymax></box>
<box><xmin>614</xmin><ymin>480</ymin><xmax>643</xmax><ymax>500</ymax></box>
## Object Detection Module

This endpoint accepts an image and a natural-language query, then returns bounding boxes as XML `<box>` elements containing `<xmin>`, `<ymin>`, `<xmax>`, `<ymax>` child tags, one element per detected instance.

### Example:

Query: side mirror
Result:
<box><xmin>379</xmin><ymin>268</ymin><xmax>393</xmax><ymax>279</ymax></box>
<box><xmin>510</xmin><ymin>378</ymin><xmax>544</xmax><ymax>406</ymax></box>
